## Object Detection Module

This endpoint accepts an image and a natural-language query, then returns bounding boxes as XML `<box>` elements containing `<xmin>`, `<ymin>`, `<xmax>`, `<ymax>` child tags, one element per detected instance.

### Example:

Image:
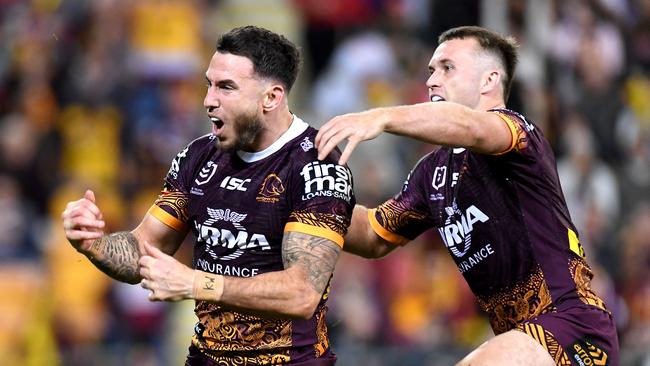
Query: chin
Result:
<box><xmin>215</xmin><ymin>137</ymin><xmax>235</xmax><ymax>151</ymax></box>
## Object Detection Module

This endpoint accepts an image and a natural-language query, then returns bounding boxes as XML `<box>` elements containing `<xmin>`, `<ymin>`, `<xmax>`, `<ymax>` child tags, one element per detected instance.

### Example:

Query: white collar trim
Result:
<box><xmin>236</xmin><ymin>115</ymin><xmax>308</xmax><ymax>162</ymax></box>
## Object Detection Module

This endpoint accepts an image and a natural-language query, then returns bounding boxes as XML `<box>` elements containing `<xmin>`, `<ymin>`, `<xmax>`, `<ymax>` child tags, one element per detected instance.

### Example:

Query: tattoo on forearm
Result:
<box><xmin>282</xmin><ymin>232</ymin><xmax>341</xmax><ymax>293</ymax></box>
<box><xmin>88</xmin><ymin>232</ymin><xmax>141</xmax><ymax>284</ymax></box>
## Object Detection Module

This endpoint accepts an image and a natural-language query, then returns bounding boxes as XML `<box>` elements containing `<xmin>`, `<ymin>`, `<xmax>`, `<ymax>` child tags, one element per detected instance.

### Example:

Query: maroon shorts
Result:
<box><xmin>184</xmin><ymin>345</ymin><xmax>337</xmax><ymax>366</ymax></box>
<box><xmin>517</xmin><ymin>305</ymin><xmax>619</xmax><ymax>366</ymax></box>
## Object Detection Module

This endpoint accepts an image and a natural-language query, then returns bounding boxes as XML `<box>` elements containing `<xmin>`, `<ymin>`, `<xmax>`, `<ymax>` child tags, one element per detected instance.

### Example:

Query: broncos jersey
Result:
<box><xmin>148</xmin><ymin>116</ymin><xmax>354</xmax><ymax>365</ymax></box>
<box><xmin>369</xmin><ymin>109</ymin><xmax>618</xmax><ymax>365</ymax></box>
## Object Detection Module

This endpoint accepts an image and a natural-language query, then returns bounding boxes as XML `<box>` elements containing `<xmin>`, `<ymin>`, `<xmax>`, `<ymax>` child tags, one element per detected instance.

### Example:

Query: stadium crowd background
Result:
<box><xmin>0</xmin><ymin>0</ymin><xmax>649</xmax><ymax>365</ymax></box>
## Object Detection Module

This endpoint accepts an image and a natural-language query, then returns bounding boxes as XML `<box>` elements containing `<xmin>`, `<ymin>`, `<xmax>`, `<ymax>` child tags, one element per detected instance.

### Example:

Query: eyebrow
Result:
<box><xmin>205</xmin><ymin>76</ymin><xmax>238</xmax><ymax>86</ymax></box>
<box><xmin>429</xmin><ymin>58</ymin><xmax>453</xmax><ymax>70</ymax></box>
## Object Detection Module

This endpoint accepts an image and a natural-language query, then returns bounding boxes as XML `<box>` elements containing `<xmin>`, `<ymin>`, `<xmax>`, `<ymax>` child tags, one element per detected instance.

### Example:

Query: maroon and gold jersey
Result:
<box><xmin>369</xmin><ymin>109</ymin><xmax>618</xmax><ymax>364</ymax></box>
<box><xmin>149</xmin><ymin>116</ymin><xmax>354</xmax><ymax>365</ymax></box>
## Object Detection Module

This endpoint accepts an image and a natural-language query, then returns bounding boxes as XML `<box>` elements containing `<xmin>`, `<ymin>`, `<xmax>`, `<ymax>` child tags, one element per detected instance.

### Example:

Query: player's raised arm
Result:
<box><xmin>62</xmin><ymin>189</ymin><xmax>187</xmax><ymax>284</ymax></box>
<box><xmin>316</xmin><ymin>102</ymin><xmax>513</xmax><ymax>165</ymax></box>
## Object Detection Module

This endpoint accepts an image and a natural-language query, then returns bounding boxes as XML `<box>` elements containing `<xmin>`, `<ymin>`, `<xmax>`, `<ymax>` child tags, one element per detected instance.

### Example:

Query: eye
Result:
<box><xmin>444</xmin><ymin>64</ymin><xmax>454</xmax><ymax>72</ymax></box>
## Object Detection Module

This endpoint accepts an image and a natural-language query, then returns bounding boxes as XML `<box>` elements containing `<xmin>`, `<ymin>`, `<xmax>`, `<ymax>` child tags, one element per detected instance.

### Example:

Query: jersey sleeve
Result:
<box><xmin>284</xmin><ymin>150</ymin><xmax>355</xmax><ymax>248</ymax></box>
<box><xmin>148</xmin><ymin>135</ymin><xmax>213</xmax><ymax>231</ymax></box>
<box><xmin>370</xmin><ymin>154</ymin><xmax>435</xmax><ymax>245</ymax></box>
<box><xmin>490</xmin><ymin>108</ymin><xmax>533</xmax><ymax>155</ymax></box>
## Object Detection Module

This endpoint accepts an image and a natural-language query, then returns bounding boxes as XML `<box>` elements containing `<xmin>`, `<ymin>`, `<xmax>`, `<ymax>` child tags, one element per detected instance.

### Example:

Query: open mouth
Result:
<box><xmin>210</xmin><ymin>116</ymin><xmax>225</xmax><ymax>136</ymax></box>
<box><xmin>210</xmin><ymin>116</ymin><xmax>224</xmax><ymax>128</ymax></box>
<box><xmin>430</xmin><ymin>95</ymin><xmax>445</xmax><ymax>102</ymax></box>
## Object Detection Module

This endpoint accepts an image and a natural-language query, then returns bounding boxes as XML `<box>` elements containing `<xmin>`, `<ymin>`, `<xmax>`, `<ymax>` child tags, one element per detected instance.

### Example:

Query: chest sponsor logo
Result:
<box><xmin>195</xmin><ymin>208</ymin><xmax>270</xmax><ymax>261</ymax></box>
<box><xmin>300</xmin><ymin>161</ymin><xmax>352</xmax><ymax>202</ymax></box>
<box><xmin>169</xmin><ymin>146</ymin><xmax>189</xmax><ymax>179</ymax></box>
<box><xmin>195</xmin><ymin>161</ymin><xmax>217</xmax><ymax>185</ymax></box>
<box><xmin>256</xmin><ymin>173</ymin><xmax>285</xmax><ymax>203</ymax></box>
<box><xmin>220</xmin><ymin>176</ymin><xmax>251</xmax><ymax>191</ymax></box>
<box><xmin>438</xmin><ymin>203</ymin><xmax>490</xmax><ymax>258</ymax></box>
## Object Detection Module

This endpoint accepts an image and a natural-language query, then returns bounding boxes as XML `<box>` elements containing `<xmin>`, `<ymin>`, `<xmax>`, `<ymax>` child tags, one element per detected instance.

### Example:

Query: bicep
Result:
<box><xmin>132</xmin><ymin>212</ymin><xmax>188</xmax><ymax>256</ymax></box>
<box><xmin>471</xmin><ymin>111</ymin><xmax>517</xmax><ymax>154</ymax></box>
<box><xmin>345</xmin><ymin>204</ymin><xmax>399</xmax><ymax>258</ymax></box>
<box><xmin>281</xmin><ymin>231</ymin><xmax>341</xmax><ymax>294</ymax></box>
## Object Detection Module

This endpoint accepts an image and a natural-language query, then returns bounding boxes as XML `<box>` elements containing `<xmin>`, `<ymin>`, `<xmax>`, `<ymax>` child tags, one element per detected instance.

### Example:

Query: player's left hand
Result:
<box><xmin>139</xmin><ymin>241</ymin><xmax>194</xmax><ymax>301</ymax></box>
<box><xmin>315</xmin><ymin>111</ymin><xmax>385</xmax><ymax>165</ymax></box>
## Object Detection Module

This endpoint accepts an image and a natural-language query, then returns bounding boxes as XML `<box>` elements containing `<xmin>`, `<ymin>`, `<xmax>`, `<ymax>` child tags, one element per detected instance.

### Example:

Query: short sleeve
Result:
<box><xmin>284</xmin><ymin>156</ymin><xmax>355</xmax><ymax>248</ymax></box>
<box><xmin>491</xmin><ymin>109</ymin><xmax>532</xmax><ymax>155</ymax></box>
<box><xmin>370</xmin><ymin>154</ymin><xmax>435</xmax><ymax>245</ymax></box>
<box><xmin>148</xmin><ymin>135</ymin><xmax>214</xmax><ymax>231</ymax></box>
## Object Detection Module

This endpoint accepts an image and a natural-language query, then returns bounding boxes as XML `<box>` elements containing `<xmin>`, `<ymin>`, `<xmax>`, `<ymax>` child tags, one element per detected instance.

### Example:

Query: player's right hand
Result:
<box><xmin>61</xmin><ymin>189</ymin><xmax>106</xmax><ymax>255</ymax></box>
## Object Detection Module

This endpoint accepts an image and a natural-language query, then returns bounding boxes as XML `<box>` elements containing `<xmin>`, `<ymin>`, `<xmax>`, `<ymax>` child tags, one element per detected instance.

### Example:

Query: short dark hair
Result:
<box><xmin>216</xmin><ymin>26</ymin><xmax>301</xmax><ymax>92</ymax></box>
<box><xmin>438</xmin><ymin>26</ymin><xmax>519</xmax><ymax>101</ymax></box>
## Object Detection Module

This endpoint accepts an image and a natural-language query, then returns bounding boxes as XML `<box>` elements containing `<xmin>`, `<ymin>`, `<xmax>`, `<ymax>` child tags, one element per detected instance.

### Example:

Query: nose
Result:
<box><xmin>204</xmin><ymin>88</ymin><xmax>219</xmax><ymax>112</ymax></box>
<box><xmin>426</xmin><ymin>72</ymin><xmax>439</xmax><ymax>89</ymax></box>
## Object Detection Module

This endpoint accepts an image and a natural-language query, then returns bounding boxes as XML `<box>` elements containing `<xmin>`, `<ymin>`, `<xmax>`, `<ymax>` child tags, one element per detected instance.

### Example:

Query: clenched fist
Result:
<box><xmin>61</xmin><ymin>189</ymin><xmax>105</xmax><ymax>255</ymax></box>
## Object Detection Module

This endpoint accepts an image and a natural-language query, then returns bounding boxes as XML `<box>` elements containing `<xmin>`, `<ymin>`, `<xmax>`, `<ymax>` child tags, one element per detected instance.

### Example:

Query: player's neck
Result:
<box><xmin>252</xmin><ymin>106</ymin><xmax>294</xmax><ymax>152</ymax></box>
<box><xmin>478</xmin><ymin>95</ymin><xmax>506</xmax><ymax>111</ymax></box>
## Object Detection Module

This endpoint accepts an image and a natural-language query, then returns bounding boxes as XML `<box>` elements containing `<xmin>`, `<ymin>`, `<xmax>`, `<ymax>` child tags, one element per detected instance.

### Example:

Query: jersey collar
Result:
<box><xmin>236</xmin><ymin>115</ymin><xmax>309</xmax><ymax>163</ymax></box>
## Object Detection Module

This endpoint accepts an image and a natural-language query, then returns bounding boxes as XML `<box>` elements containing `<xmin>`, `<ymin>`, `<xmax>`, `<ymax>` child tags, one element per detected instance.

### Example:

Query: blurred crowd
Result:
<box><xmin>0</xmin><ymin>0</ymin><xmax>649</xmax><ymax>365</ymax></box>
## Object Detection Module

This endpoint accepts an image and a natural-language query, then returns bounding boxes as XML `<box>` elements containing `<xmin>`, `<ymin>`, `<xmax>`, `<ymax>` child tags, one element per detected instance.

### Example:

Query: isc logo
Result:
<box><xmin>299</xmin><ymin>161</ymin><xmax>352</xmax><ymax>201</ymax></box>
<box><xmin>220</xmin><ymin>176</ymin><xmax>251</xmax><ymax>191</ymax></box>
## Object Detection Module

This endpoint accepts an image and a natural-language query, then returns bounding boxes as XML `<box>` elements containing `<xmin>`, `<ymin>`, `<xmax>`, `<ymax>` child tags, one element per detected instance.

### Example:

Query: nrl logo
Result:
<box><xmin>195</xmin><ymin>161</ymin><xmax>217</xmax><ymax>185</ymax></box>
<box><xmin>432</xmin><ymin>166</ymin><xmax>447</xmax><ymax>190</ymax></box>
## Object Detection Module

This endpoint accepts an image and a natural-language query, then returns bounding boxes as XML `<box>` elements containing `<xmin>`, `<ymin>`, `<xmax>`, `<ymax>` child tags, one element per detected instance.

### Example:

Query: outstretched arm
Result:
<box><xmin>62</xmin><ymin>190</ymin><xmax>187</xmax><ymax>284</ymax></box>
<box><xmin>316</xmin><ymin>101</ymin><xmax>512</xmax><ymax>164</ymax></box>
<box><xmin>139</xmin><ymin>231</ymin><xmax>341</xmax><ymax>319</ymax></box>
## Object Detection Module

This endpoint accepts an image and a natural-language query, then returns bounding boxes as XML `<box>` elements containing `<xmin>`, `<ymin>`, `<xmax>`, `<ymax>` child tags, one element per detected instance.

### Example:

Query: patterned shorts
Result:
<box><xmin>184</xmin><ymin>345</ymin><xmax>337</xmax><ymax>366</ymax></box>
<box><xmin>517</xmin><ymin>305</ymin><xmax>619</xmax><ymax>366</ymax></box>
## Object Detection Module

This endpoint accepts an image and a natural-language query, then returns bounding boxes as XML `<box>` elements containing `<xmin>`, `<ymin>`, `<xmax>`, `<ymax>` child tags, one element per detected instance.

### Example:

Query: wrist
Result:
<box><xmin>79</xmin><ymin>239</ymin><xmax>100</xmax><ymax>259</ymax></box>
<box><xmin>376</xmin><ymin>107</ymin><xmax>392</xmax><ymax>133</ymax></box>
<box><xmin>192</xmin><ymin>270</ymin><xmax>224</xmax><ymax>301</ymax></box>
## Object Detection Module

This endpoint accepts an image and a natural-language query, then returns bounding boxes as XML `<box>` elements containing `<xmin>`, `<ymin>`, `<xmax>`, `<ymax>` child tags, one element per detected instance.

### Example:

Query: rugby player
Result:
<box><xmin>316</xmin><ymin>26</ymin><xmax>619</xmax><ymax>366</ymax></box>
<box><xmin>62</xmin><ymin>26</ymin><xmax>354</xmax><ymax>365</ymax></box>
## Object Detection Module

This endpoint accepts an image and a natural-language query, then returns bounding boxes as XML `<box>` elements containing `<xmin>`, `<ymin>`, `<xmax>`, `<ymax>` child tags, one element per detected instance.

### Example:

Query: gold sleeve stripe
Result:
<box><xmin>284</xmin><ymin>222</ymin><xmax>344</xmax><ymax>248</ymax></box>
<box><xmin>492</xmin><ymin>111</ymin><xmax>519</xmax><ymax>155</ymax></box>
<box><xmin>147</xmin><ymin>205</ymin><xmax>188</xmax><ymax>232</ymax></box>
<box><xmin>368</xmin><ymin>208</ymin><xmax>410</xmax><ymax>246</ymax></box>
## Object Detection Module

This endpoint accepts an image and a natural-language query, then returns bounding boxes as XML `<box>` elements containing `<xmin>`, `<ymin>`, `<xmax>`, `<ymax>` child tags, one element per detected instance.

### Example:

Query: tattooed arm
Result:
<box><xmin>87</xmin><ymin>231</ymin><xmax>142</xmax><ymax>284</ymax></box>
<box><xmin>218</xmin><ymin>232</ymin><xmax>340</xmax><ymax>318</ymax></box>
<box><xmin>139</xmin><ymin>231</ymin><xmax>341</xmax><ymax>319</ymax></box>
<box><xmin>62</xmin><ymin>190</ymin><xmax>187</xmax><ymax>284</ymax></box>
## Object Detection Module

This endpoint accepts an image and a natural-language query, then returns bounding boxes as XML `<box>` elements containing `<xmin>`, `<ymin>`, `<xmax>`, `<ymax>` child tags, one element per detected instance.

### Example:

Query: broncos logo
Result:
<box><xmin>256</xmin><ymin>174</ymin><xmax>285</xmax><ymax>203</ymax></box>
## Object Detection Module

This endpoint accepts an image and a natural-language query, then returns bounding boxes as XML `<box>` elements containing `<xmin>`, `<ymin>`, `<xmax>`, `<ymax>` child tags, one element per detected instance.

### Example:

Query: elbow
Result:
<box><xmin>370</xmin><ymin>243</ymin><xmax>393</xmax><ymax>259</ymax></box>
<box><xmin>124</xmin><ymin>276</ymin><xmax>142</xmax><ymax>285</ymax></box>
<box><xmin>291</xmin><ymin>285</ymin><xmax>322</xmax><ymax>320</ymax></box>
<box><xmin>356</xmin><ymin>241</ymin><xmax>394</xmax><ymax>259</ymax></box>
<box><xmin>296</xmin><ymin>294</ymin><xmax>321</xmax><ymax>320</ymax></box>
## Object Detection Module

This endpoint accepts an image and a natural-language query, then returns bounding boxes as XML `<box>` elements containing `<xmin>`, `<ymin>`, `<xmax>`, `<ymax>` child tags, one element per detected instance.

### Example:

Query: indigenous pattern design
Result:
<box><xmin>150</xmin><ymin>118</ymin><xmax>353</xmax><ymax>364</ymax></box>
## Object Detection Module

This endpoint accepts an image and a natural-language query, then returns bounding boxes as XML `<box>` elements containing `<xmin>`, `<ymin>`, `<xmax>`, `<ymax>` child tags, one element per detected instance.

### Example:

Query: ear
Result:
<box><xmin>480</xmin><ymin>70</ymin><xmax>501</xmax><ymax>94</ymax></box>
<box><xmin>261</xmin><ymin>84</ymin><xmax>285</xmax><ymax>112</ymax></box>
